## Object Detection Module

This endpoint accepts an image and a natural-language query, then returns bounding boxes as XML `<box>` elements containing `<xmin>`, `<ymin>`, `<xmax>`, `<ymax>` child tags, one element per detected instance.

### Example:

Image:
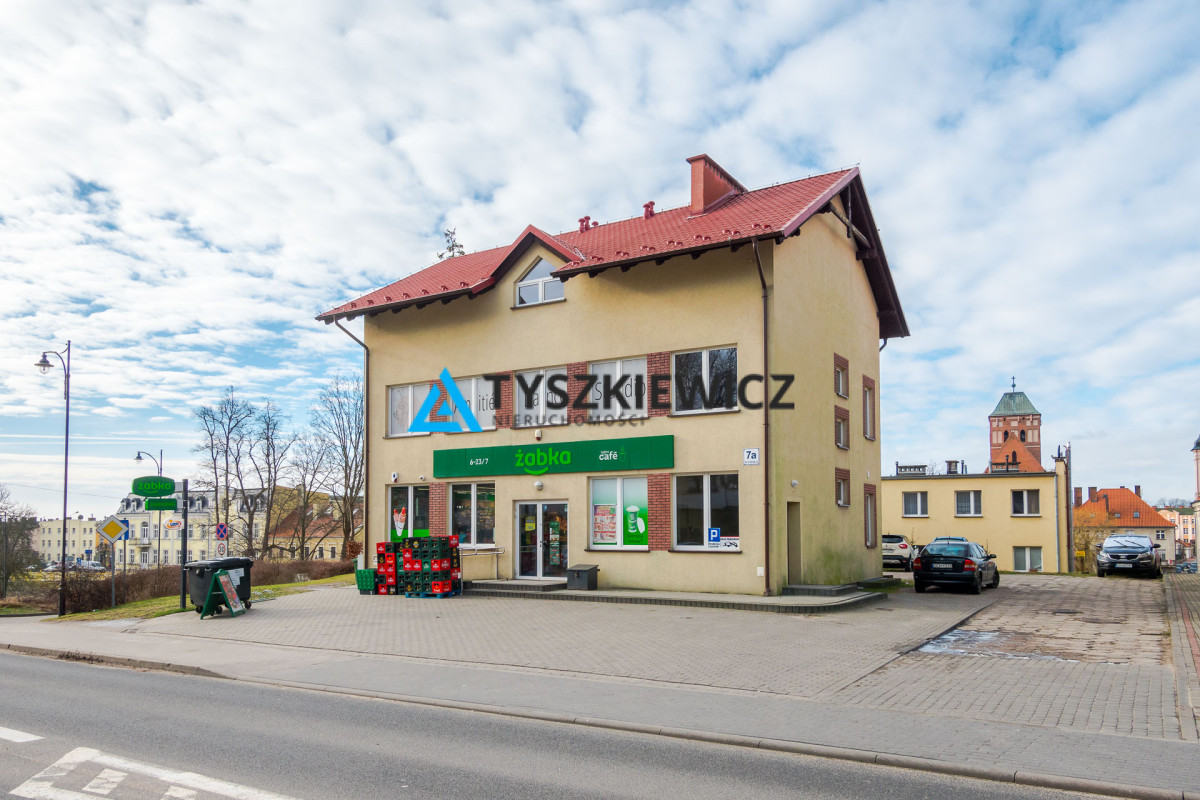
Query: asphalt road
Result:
<box><xmin>0</xmin><ymin>651</ymin><xmax>1097</xmax><ymax>800</ymax></box>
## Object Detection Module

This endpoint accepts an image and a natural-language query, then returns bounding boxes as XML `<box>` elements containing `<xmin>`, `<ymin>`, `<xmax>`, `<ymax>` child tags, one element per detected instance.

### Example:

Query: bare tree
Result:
<box><xmin>311</xmin><ymin>374</ymin><xmax>365</xmax><ymax>557</ymax></box>
<box><xmin>1</xmin><ymin>483</ymin><xmax>39</xmax><ymax>598</ymax></box>
<box><xmin>284</xmin><ymin>434</ymin><xmax>333</xmax><ymax>560</ymax></box>
<box><xmin>245</xmin><ymin>400</ymin><xmax>295</xmax><ymax>558</ymax></box>
<box><xmin>192</xmin><ymin>387</ymin><xmax>255</xmax><ymax>550</ymax></box>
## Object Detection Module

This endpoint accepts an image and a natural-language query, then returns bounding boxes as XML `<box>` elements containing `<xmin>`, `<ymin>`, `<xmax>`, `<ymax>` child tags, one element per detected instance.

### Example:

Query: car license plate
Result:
<box><xmin>932</xmin><ymin>562</ymin><xmax>953</xmax><ymax>569</ymax></box>
<box><xmin>1115</xmin><ymin>563</ymin><xmax>1132</xmax><ymax>568</ymax></box>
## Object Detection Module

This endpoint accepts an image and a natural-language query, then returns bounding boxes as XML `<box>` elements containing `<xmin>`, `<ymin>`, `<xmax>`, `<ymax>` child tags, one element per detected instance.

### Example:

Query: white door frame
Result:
<box><xmin>514</xmin><ymin>500</ymin><xmax>568</xmax><ymax>579</ymax></box>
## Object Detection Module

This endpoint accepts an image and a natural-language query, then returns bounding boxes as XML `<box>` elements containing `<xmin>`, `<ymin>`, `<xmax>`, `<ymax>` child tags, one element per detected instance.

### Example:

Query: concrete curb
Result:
<box><xmin>6</xmin><ymin>643</ymin><xmax>1192</xmax><ymax>798</ymax></box>
<box><xmin>462</xmin><ymin>588</ymin><xmax>886</xmax><ymax>614</ymax></box>
<box><xmin>226</xmin><ymin>673</ymin><xmax>1191</xmax><ymax>799</ymax></box>
<box><xmin>0</xmin><ymin>642</ymin><xmax>227</xmax><ymax>680</ymax></box>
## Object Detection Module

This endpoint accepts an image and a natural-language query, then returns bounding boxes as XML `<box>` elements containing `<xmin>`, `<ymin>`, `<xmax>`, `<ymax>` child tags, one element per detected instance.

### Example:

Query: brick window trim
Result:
<box><xmin>834</xmin><ymin>354</ymin><xmax>849</xmax><ymax>398</ymax></box>
<box><xmin>835</xmin><ymin>468</ymin><xmax>851</xmax><ymax>508</ymax></box>
<box><xmin>862</xmin><ymin>376</ymin><xmax>876</xmax><ymax>441</ymax></box>
<box><xmin>864</xmin><ymin>483</ymin><xmax>878</xmax><ymax>548</ymax></box>
<box><xmin>835</xmin><ymin>405</ymin><xmax>850</xmax><ymax>450</ymax></box>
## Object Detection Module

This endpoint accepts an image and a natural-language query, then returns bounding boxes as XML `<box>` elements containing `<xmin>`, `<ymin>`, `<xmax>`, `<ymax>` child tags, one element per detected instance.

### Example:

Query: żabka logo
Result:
<box><xmin>411</xmin><ymin>367</ymin><xmax>797</xmax><ymax>434</ymax></box>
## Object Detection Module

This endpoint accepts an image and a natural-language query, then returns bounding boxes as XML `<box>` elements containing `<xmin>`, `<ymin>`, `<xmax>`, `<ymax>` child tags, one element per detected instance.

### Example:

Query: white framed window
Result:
<box><xmin>140</xmin><ymin>552</ymin><xmax>147</xmax><ymax>565</ymax></box>
<box><xmin>590</xmin><ymin>477</ymin><xmax>649</xmax><ymax>549</ymax></box>
<box><xmin>673</xmin><ymin>347</ymin><xmax>737</xmax><ymax>414</ymax></box>
<box><xmin>836</xmin><ymin>476</ymin><xmax>850</xmax><ymax>507</ymax></box>
<box><xmin>450</xmin><ymin>375</ymin><xmax>496</xmax><ymax>431</ymax></box>
<box><xmin>588</xmin><ymin>357</ymin><xmax>647</xmax><ymax>421</ymax></box>
<box><xmin>1013</xmin><ymin>546</ymin><xmax>1043</xmax><ymax>572</ymax></box>
<box><xmin>451</xmin><ymin>483</ymin><xmax>496</xmax><ymax>547</ymax></box>
<box><xmin>955</xmin><ymin>490</ymin><xmax>982</xmax><ymax>516</ymax></box>
<box><xmin>902</xmin><ymin>491</ymin><xmax>928</xmax><ymax>517</ymax></box>
<box><xmin>330</xmin><ymin>546</ymin><xmax>337</xmax><ymax>559</ymax></box>
<box><xmin>514</xmin><ymin>367</ymin><xmax>569</xmax><ymax>428</ymax></box>
<box><xmin>387</xmin><ymin>381</ymin><xmax>433</xmax><ymax>437</ymax></box>
<box><xmin>515</xmin><ymin>258</ymin><xmax>564</xmax><ymax>306</ymax></box>
<box><xmin>390</xmin><ymin>485</ymin><xmax>431</xmax><ymax>537</ymax></box>
<box><xmin>674</xmin><ymin>473</ymin><xmax>739</xmax><ymax>550</ymax></box>
<box><xmin>1012</xmin><ymin>489</ymin><xmax>1040</xmax><ymax>516</ymax></box>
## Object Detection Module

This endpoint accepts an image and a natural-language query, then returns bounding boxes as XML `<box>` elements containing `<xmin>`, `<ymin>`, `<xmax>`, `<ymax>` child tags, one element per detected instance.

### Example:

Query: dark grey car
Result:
<box><xmin>1096</xmin><ymin>535</ymin><xmax>1162</xmax><ymax>578</ymax></box>
<box><xmin>913</xmin><ymin>541</ymin><xmax>999</xmax><ymax>594</ymax></box>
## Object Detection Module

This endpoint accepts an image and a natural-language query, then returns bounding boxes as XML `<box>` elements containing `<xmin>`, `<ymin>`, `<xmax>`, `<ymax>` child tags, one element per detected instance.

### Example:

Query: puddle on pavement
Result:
<box><xmin>919</xmin><ymin>629</ymin><xmax>1079</xmax><ymax>662</ymax></box>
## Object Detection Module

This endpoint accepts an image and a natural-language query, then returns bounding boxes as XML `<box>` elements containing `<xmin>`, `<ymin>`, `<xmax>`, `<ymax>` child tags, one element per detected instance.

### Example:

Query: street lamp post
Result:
<box><xmin>35</xmin><ymin>341</ymin><xmax>71</xmax><ymax>617</ymax></box>
<box><xmin>135</xmin><ymin>450</ymin><xmax>163</xmax><ymax>569</ymax></box>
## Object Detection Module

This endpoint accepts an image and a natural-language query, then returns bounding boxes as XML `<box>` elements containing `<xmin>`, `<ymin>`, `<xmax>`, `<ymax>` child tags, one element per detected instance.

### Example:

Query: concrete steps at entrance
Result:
<box><xmin>782</xmin><ymin>583</ymin><xmax>860</xmax><ymax>597</ymax></box>
<box><xmin>465</xmin><ymin>579</ymin><xmax>567</xmax><ymax>593</ymax></box>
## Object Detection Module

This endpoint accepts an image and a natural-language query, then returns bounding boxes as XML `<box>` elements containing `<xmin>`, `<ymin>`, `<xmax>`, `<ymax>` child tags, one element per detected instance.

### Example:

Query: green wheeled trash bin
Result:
<box><xmin>185</xmin><ymin>558</ymin><xmax>255</xmax><ymax>613</ymax></box>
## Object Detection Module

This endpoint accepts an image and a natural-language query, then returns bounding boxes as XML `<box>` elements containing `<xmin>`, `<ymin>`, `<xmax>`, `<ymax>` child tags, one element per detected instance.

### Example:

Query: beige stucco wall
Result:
<box><xmin>769</xmin><ymin>208</ymin><xmax>883</xmax><ymax>586</ymax></box>
<box><xmin>880</xmin><ymin>460</ymin><xmax>1070</xmax><ymax>572</ymax></box>
<box><xmin>362</xmin><ymin>201</ymin><xmax>886</xmax><ymax>594</ymax></box>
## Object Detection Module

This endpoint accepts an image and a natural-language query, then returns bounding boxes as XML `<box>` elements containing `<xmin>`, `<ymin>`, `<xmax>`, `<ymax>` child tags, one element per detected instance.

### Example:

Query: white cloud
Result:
<box><xmin>1</xmin><ymin>0</ymin><xmax>1198</xmax><ymax>514</ymax></box>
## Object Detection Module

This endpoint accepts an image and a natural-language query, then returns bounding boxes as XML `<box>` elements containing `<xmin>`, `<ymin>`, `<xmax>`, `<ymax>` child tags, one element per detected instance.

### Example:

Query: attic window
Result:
<box><xmin>1114</xmin><ymin>512</ymin><xmax>1121</xmax><ymax>518</ymax></box>
<box><xmin>1134</xmin><ymin>511</ymin><xmax>1140</xmax><ymax>518</ymax></box>
<box><xmin>515</xmin><ymin>258</ymin><xmax>564</xmax><ymax>306</ymax></box>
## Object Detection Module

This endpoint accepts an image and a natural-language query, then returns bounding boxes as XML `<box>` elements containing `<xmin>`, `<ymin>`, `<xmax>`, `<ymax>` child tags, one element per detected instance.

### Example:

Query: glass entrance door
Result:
<box><xmin>516</xmin><ymin>502</ymin><xmax>568</xmax><ymax>578</ymax></box>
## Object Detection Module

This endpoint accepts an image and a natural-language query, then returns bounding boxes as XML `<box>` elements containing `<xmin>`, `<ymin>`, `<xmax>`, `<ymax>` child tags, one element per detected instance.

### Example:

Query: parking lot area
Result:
<box><xmin>830</xmin><ymin>574</ymin><xmax>1183</xmax><ymax>739</ymax></box>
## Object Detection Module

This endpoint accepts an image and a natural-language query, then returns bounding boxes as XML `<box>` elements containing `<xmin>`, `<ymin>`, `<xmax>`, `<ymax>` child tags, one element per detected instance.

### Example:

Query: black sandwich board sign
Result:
<box><xmin>200</xmin><ymin>569</ymin><xmax>246</xmax><ymax>619</ymax></box>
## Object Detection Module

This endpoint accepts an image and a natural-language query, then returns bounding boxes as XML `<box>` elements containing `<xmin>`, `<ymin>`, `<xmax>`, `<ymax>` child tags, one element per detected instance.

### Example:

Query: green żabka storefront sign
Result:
<box><xmin>433</xmin><ymin>435</ymin><xmax>674</xmax><ymax>479</ymax></box>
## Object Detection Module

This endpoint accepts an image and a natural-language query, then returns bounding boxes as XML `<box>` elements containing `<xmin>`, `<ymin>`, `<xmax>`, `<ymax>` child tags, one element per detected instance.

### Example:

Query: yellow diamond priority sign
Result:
<box><xmin>98</xmin><ymin>515</ymin><xmax>128</xmax><ymax>544</ymax></box>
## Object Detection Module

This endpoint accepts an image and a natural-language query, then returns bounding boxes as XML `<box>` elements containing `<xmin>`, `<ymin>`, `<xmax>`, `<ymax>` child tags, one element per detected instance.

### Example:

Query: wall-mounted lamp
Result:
<box><xmin>534</xmin><ymin>480</ymin><xmax>544</xmax><ymax>491</ymax></box>
<box><xmin>790</xmin><ymin>480</ymin><xmax>799</xmax><ymax>488</ymax></box>
<box><xmin>535</xmin><ymin>429</ymin><xmax>542</xmax><ymax>440</ymax></box>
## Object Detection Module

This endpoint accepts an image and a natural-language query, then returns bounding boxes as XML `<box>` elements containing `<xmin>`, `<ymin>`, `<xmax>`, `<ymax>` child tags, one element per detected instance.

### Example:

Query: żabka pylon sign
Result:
<box><xmin>132</xmin><ymin>476</ymin><xmax>176</xmax><ymax>497</ymax></box>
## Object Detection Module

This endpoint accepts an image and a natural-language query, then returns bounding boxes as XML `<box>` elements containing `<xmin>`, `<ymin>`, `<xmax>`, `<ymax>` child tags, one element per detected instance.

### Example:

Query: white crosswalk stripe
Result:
<box><xmin>10</xmin><ymin>747</ymin><xmax>304</xmax><ymax>800</ymax></box>
<box><xmin>0</xmin><ymin>725</ymin><xmax>43</xmax><ymax>743</ymax></box>
<box><xmin>160</xmin><ymin>788</ymin><xmax>197</xmax><ymax>800</ymax></box>
<box><xmin>82</xmin><ymin>768</ymin><xmax>126</xmax><ymax>795</ymax></box>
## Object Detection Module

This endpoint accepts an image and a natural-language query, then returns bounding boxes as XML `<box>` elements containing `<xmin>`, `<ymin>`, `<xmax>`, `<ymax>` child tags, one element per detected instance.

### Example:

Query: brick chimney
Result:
<box><xmin>1074</xmin><ymin>487</ymin><xmax>1083</xmax><ymax>507</ymax></box>
<box><xmin>1134</xmin><ymin>485</ymin><xmax>1141</xmax><ymax>497</ymax></box>
<box><xmin>687</xmin><ymin>154</ymin><xmax>746</xmax><ymax>216</ymax></box>
<box><xmin>1088</xmin><ymin>487</ymin><xmax>1098</xmax><ymax>502</ymax></box>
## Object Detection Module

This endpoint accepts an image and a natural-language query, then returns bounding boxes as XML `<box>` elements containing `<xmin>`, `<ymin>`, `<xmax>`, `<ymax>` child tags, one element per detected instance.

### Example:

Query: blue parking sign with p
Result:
<box><xmin>707</xmin><ymin>527</ymin><xmax>721</xmax><ymax>547</ymax></box>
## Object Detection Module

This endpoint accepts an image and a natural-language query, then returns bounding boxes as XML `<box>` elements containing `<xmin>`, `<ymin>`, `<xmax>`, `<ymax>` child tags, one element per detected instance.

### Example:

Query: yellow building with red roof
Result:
<box><xmin>319</xmin><ymin>155</ymin><xmax>909</xmax><ymax>593</ymax></box>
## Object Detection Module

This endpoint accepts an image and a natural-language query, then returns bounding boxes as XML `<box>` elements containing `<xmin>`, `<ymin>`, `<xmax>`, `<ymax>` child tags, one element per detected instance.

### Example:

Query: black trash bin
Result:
<box><xmin>566</xmin><ymin>564</ymin><xmax>599</xmax><ymax>590</ymax></box>
<box><xmin>185</xmin><ymin>558</ymin><xmax>254</xmax><ymax>612</ymax></box>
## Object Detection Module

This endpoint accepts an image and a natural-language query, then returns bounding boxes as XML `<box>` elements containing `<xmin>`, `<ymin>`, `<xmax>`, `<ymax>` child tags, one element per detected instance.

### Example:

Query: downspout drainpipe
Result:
<box><xmin>335</xmin><ymin>319</ymin><xmax>369</xmax><ymax>565</ymax></box>
<box><xmin>752</xmin><ymin>238</ymin><xmax>771</xmax><ymax>596</ymax></box>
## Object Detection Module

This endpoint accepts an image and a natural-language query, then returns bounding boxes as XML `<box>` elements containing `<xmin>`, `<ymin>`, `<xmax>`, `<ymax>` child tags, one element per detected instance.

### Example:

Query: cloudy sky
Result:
<box><xmin>2</xmin><ymin>0</ymin><xmax>1198</xmax><ymax>518</ymax></box>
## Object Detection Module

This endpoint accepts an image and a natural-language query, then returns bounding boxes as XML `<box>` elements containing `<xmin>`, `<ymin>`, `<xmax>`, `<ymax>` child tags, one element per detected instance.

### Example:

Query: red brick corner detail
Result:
<box><xmin>648</xmin><ymin>473</ymin><xmax>672</xmax><ymax>551</ymax></box>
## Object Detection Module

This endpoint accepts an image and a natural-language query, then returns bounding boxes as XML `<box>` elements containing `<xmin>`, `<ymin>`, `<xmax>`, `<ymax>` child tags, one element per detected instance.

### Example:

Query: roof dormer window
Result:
<box><xmin>515</xmin><ymin>258</ymin><xmax>564</xmax><ymax>306</ymax></box>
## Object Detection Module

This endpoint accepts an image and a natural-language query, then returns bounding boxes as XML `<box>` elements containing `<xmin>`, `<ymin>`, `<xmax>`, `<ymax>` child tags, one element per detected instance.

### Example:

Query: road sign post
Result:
<box><xmin>97</xmin><ymin>516</ymin><xmax>129</xmax><ymax>608</ymax></box>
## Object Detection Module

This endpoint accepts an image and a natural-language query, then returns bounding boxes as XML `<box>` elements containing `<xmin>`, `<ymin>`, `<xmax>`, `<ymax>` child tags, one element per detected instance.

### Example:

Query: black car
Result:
<box><xmin>1096</xmin><ymin>535</ymin><xmax>1162</xmax><ymax>578</ymax></box>
<box><xmin>913</xmin><ymin>541</ymin><xmax>999</xmax><ymax>594</ymax></box>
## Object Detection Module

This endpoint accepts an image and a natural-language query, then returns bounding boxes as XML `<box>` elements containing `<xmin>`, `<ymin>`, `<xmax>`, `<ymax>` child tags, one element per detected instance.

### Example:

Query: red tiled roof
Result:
<box><xmin>1075</xmin><ymin>488</ymin><xmax>1174</xmax><ymax>528</ymax></box>
<box><xmin>986</xmin><ymin>437</ymin><xmax>1044</xmax><ymax>473</ymax></box>
<box><xmin>318</xmin><ymin>163</ymin><xmax>908</xmax><ymax>338</ymax></box>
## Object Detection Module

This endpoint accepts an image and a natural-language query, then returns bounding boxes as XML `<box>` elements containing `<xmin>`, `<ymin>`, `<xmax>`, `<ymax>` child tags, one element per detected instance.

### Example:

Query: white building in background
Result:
<box><xmin>35</xmin><ymin>515</ymin><xmax>99</xmax><ymax>565</ymax></box>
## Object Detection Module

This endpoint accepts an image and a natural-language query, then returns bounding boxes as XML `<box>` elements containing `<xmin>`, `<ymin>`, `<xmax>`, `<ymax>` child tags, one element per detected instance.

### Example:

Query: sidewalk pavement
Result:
<box><xmin>2</xmin><ymin>577</ymin><xmax>1198</xmax><ymax>799</ymax></box>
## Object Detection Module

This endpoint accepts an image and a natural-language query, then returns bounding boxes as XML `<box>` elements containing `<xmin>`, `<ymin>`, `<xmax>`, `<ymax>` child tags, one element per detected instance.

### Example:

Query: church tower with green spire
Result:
<box><xmin>989</xmin><ymin>378</ymin><xmax>1042</xmax><ymax>464</ymax></box>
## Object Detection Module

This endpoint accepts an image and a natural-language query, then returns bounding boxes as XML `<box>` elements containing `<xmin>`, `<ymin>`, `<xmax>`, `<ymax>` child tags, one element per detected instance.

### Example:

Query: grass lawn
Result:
<box><xmin>0</xmin><ymin>602</ymin><xmax>46</xmax><ymax>616</ymax></box>
<box><xmin>50</xmin><ymin>573</ymin><xmax>355</xmax><ymax>622</ymax></box>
